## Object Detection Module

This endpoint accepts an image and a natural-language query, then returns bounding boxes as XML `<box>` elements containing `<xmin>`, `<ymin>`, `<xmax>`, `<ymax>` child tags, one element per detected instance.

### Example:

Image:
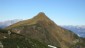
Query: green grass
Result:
<box><xmin>0</xmin><ymin>29</ymin><xmax>49</xmax><ymax>48</ymax></box>
<box><xmin>1</xmin><ymin>37</ymin><xmax>49</xmax><ymax>48</ymax></box>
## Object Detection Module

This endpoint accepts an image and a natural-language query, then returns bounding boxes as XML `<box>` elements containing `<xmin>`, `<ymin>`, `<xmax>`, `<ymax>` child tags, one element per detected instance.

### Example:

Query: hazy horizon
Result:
<box><xmin>0</xmin><ymin>0</ymin><xmax>85</xmax><ymax>25</ymax></box>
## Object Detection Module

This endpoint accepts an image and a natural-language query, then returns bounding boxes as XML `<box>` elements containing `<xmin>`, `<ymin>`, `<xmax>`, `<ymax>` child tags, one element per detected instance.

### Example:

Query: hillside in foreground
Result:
<box><xmin>0</xmin><ymin>29</ymin><xmax>49</xmax><ymax>48</ymax></box>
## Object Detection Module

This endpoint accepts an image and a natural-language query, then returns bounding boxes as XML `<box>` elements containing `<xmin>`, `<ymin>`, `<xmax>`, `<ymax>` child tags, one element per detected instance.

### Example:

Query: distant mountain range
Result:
<box><xmin>61</xmin><ymin>25</ymin><xmax>85</xmax><ymax>38</ymax></box>
<box><xmin>0</xmin><ymin>19</ymin><xmax>21</xmax><ymax>28</ymax></box>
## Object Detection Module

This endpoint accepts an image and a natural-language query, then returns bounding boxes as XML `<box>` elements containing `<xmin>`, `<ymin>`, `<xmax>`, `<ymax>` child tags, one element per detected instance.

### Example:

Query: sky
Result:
<box><xmin>0</xmin><ymin>0</ymin><xmax>85</xmax><ymax>25</ymax></box>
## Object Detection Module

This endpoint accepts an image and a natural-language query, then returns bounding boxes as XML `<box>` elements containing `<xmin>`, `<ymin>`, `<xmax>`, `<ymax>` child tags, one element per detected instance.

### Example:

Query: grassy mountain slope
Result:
<box><xmin>5</xmin><ymin>12</ymin><xmax>81</xmax><ymax>48</ymax></box>
<box><xmin>0</xmin><ymin>29</ymin><xmax>49</xmax><ymax>48</ymax></box>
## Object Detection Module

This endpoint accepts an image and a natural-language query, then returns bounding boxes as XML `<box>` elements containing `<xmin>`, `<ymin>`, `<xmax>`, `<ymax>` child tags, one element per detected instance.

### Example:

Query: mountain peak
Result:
<box><xmin>37</xmin><ymin>12</ymin><xmax>46</xmax><ymax>17</ymax></box>
<box><xmin>38</xmin><ymin>12</ymin><xmax>46</xmax><ymax>15</ymax></box>
<box><xmin>33</xmin><ymin>12</ymin><xmax>49</xmax><ymax>19</ymax></box>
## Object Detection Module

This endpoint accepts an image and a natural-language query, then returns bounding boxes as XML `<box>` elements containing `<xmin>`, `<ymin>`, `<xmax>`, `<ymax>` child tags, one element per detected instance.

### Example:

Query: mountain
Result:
<box><xmin>0</xmin><ymin>19</ymin><xmax>21</xmax><ymax>29</ymax></box>
<box><xmin>61</xmin><ymin>25</ymin><xmax>85</xmax><ymax>38</ymax></box>
<box><xmin>5</xmin><ymin>12</ymin><xmax>85</xmax><ymax>48</ymax></box>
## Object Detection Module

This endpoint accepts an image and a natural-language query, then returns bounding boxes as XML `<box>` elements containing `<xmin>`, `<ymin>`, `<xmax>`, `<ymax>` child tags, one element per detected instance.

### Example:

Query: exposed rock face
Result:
<box><xmin>6</xmin><ymin>12</ymin><xmax>79</xmax><ymax>48</ymax></box>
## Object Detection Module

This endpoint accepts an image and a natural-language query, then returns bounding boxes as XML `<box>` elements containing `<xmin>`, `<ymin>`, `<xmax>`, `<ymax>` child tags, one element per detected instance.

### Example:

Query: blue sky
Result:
<box><xmin>0</xmin><ymin>0</ymin><xmax>85</xmax><ymax>25</ymax></box>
